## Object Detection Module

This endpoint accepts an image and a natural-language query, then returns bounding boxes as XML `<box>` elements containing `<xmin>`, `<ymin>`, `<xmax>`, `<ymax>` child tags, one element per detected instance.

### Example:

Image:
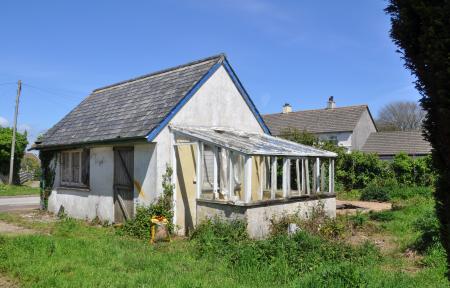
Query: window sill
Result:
<box><xmin>56</xmin><ymin>186</ymin><xmax>90</xmax><ymax>193</ymax></box>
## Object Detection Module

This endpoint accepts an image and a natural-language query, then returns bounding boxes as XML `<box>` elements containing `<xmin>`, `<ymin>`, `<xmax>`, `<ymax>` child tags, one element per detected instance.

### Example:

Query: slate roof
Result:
<box><xmin>35</xmin><ymin>54</ymin><xmax>225</xmax><ymax>148</ymax></box>
<box><xmin>263</xmin><ymin>105</ymin><xmax>371</xmax><ymax>135</ymax></box>
<box><xmin>361</xmin><ymin>131</ymin><xmax>431</xmax><ymax>156</ymax></box>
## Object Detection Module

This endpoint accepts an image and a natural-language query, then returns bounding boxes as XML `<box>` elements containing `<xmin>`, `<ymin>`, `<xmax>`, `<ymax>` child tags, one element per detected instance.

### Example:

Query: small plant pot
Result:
<box><xmin>150</xmin><ymin>215</ymin><xmax>170</xmax><ymax>244</ymax></box>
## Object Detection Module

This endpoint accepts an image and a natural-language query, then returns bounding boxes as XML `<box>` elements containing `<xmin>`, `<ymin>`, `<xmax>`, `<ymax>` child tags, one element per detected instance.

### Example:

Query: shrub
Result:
<box><xmin>0</xmin><ymin>127</ymin><xmax>28</xmax><ymax>184</ymax></box>
<box><xmin>349</xmin><ymin>212</ymin><xmax>369</xmax><ymax>228</ymax></box>
<box><xmin>390</xmin><ymin>153</ymin><xmax>436</xmax><ymax>186</ymax></box>
<box><xmin>191</xmin><ymin>217</ymin><xmax>380</xmax><ymax>285</ymax></box>
<box><xmin>360</xmin><ymin>182</ymin><xmax>391</xmax><ymax>202</ymax></box>
<box><xmin>191</xmin><ymin>217</ymin><xmax>248</xmax><ymax>255</ymax></box>
<box><xmin>413</xmin><ymin>210</ymin><xmax>440</xmax><ymax>253</ymax></box>
<box><xmin>389</xmin><ymin>185</ymin><xmax>433</xmax><ymax>199</ymax></box>
<box><xmin>270</xmin><ymin>204</ymin><xmax>348</xmax><ymax>240</ymax></box>
<box><xmin>119</xmin><ymin>166</ymin><xmax>174</xmax><ymax>240</ymax></box>
<box><xmin>336</xmin><ymin>151</ymin><xmax>388</xmax><ymax>190</ymax></box>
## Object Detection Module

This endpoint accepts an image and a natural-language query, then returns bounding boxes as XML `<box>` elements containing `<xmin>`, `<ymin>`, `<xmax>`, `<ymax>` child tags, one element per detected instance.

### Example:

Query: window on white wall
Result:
<box><xmin>60</xmin><ymin>149</ymin><xmax>90</xmax><ymax>187</ymax></box>
<box><xmin>328</xmin><ymin>135</ymin><xmax>338</xmax><ymax>145</ymax></box>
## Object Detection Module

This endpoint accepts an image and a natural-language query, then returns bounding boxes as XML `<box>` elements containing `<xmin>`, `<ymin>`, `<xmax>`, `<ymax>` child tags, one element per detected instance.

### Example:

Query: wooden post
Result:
<box><xmin>320</xmin><ymin>161</ymin><xmax>325</xmax><ymax>193</ymax></box>
<box><xmin>244</xmin><ymin>155</ymin><xmax>252</xmax><ymax>203</ymax></box>
<box><xmin>8</xmin><ymin>80</ymin><xmax>21</xmax><ymax>185</ymax></box>
<box><xmin>170</xmin><ymin>130</ymin><xmax>177</xmax><ymax>227</ymax></box>
<box><xmin>301</xmin><ymin>158</ymin><xmax>306</xmax><ymax>194</ymax></box>
<box><xmin>305</xmin><ymin>158</ymin><xmax>310</xmax><ymax>195</ymax></box>
<box><xmin>213</xmin><ymin>146</ymin><xmax>219</xmax><ymax>199</ymax></box>
<box><xmin>228</xmin><ymin>150</ymin><xmax>234</xmax><ymax>200</ymax></box>
<box><xmin>271</xmin><ymin>157</ymin><xmax>277</xmax><ymax>199</ymax></box>
<box><xmin>196</xmin><ymin>142</ymin><xmax>203</xmax><ymax>199</ymax></box>
<box><xmin>282</xmin><ymin>158</ymin><xmax>289</xmax><ymax>198</ymax></box>
<box><xmin>330</xmin><ymin>159</ymin><xmax>335</xmax><ymax>193</ymax></box>
<box><xmin>260</xmin><ymin>156</ymin><xmax>265</xmax><ymax>200</ymax></box>
<box><xmin>315</xmin><ymin>158</ymin><xmax>320</xmax><ymax>193</ymax></box>
<box><xmin>296</xmin><ymin>159</ymin><xmax>301</xmax><ymax>196</ymax></box>
<box><xmin>328</xmin><ymin>158</ymin><xmax>332</xmax><ymax>194</ymax></box>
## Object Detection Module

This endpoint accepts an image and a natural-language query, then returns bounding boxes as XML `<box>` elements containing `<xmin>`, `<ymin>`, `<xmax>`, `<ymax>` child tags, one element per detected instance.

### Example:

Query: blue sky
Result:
<box><xmin>0</xmin><ymin>0</ymin><xmax>420</xmax><ymax>145</ymax></box>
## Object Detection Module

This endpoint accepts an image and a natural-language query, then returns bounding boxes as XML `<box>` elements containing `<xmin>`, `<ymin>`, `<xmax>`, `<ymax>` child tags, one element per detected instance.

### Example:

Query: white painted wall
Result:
<box><xmin>153</xmin><ymin>65</ymin><xmax>265</xmax><ymax>198</ymax></box>
<box><xmin>352</xmin><ymin>109</ymin><xmax>377</xmax><ymax>150</ymax></box>
<box><xmin>317</xmin><ymin>132</ymin><xmax>352</xmax><ymax>151</ymax></box>
<box><xmin>196</xmin><ymin>197</ymin><xmax>336</xmax><ymax>239</ymax></box>
<box><xmin>48</xmin><ymin>147</ymin><xmax>115</xmax><ymax>222</ymax></box>
<box><xmin>134</xmin><ymin>143</ymin><xmax>157</xmax><ymax>206</ymax></box>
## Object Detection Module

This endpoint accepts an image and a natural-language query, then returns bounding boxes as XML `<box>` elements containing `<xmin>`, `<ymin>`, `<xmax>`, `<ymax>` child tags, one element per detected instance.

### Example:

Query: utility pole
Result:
<box><xmin>8</xmin><ymin>80</ymin><xmax>21</xmax><ymax>185</ymax></box>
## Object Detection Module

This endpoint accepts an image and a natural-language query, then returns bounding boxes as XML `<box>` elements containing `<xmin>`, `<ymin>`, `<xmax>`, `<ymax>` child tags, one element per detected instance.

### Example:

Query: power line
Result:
<box><xmin>22</xmin><ymin>83</ymin><xmax>84</xmax><ymax>101</ymax></box>
<box><xmin>0</xmin><ymin>82</ymin><xmax>16</xmax><ymax>86</ymax></box>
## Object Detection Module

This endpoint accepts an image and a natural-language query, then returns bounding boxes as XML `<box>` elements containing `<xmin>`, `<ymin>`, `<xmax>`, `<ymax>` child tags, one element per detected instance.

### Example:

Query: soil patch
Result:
<box><xmin>336</xmin><ymin>200</ymin><xmax>391</xmax><ymax>215</ymax></box>
<box><xmin>0</xmin><ymin>220</ymin><xmax>35</xmax><ymax>235</ymax></box>
<box><xmin>0</xmin><ymin>274</ymin><xmax>19</xmax><ymax>288</ymax></box>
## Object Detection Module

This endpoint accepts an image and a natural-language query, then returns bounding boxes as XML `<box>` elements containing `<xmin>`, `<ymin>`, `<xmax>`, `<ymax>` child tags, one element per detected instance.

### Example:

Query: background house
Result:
<box><xmin>361</xmin><ymin>130</ymin><xmax>431</xmax><ymax>160</ymax></box>
<box><xmin>263</xmin><ymin>97</ymin><xmax>377</xmax><ymax>151</ymax></box>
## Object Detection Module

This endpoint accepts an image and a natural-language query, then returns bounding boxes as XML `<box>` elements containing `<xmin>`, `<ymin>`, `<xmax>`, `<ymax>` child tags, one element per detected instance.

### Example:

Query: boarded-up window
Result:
<box><xmin>60</xmin><ymin>149</ymin><xmax>90</xmax><ymax>187</ymax></box>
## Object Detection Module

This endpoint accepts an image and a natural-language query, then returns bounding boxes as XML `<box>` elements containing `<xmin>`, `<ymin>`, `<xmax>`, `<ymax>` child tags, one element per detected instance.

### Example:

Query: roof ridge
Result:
<box><xmin>93</xmin><ymin>53</ymin><xmax>226</xmax><ymax>93</ymax></box>
<box><xmin>263</xmin><ymin>104</ymin><xmax>368</xmax><ymax>116</ymax></box>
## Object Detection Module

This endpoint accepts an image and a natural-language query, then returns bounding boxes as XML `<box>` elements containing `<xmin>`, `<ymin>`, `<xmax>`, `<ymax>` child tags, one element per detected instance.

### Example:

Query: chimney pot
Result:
<box><xmin>282</xmin><ymin>103</ymin><xmax>292</xmax><ymax>114</ymax></box>
<box><xmin>327</xmin><ymin>96</ymin><xmax>336</xmax><ymax>109</ymax></box>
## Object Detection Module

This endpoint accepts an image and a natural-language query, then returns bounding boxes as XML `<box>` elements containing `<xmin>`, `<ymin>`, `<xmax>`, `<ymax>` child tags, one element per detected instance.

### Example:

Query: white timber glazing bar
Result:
<box><xmin>260</xmin><ymin>156</ymin><xmax>265</xmax><ymax>200</ymax></box>
<box><xmin>301</xmin><ymin>158</ymin><xmax>306</xmax><ymax>194</ymax></box>
<box><xmin>296</xmin><ymin>159</ymin><xmax>301</xmax><ymax>195</ymax></box>
<box><xmin>305</xmin><ymin>158</ymin><xmax>310</xmax><ymax>195</ymax></box>
<box><xmin>316</xmin><ymin>157</ymin><xmax>320</xmax><ymax>193</ymax></box>
<box><xmin>213</xmin><ymin>146</ymin><xmax>219</xmax><ymax>199</ymax></box>
<box><xmin>170</xmin><ymin>131</ymin><xmax>177</xmax><ymax>227</ymax></box>
<box><xmin>320</xmin><ymin>162</ymin><xmax>326</xmax><ymax>193</ymax></box>
<box><xmin>282</xmin><ymin>158</ymin><xmax>290</xmax><ymax>198</ymax></box>
<box><xmin>228</xmin><ymin>150</ymin><xmax>234</xmax><ymax>200</ymax></box>
<box><xmin>271</xmin><ymin>157</ymin><xmax>277</xmax><ymax>200</ymax></box>
<box><xmin>196</xmin><ymin>142</ymin><xmax>204</xmax><ymax>198</ymax></box>
<box><xmin>244</xmin><ymin>155</ymin><xmax>252</xmax><ymax>203</ymax></box>
<box><xmin>330</xmin><ymin>159</ymin><xmax>335</xmax><ymax>193</ymax></box>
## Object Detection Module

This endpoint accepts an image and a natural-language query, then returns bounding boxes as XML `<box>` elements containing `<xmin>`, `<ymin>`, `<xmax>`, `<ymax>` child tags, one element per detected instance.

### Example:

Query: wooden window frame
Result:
<box><xmin>60</xmin><ymin>149</ymin><xmax>89</xmax><ymax>188</ymax></box>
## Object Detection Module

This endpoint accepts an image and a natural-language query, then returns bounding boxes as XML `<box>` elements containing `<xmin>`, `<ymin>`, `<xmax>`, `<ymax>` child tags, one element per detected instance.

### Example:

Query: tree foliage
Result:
<box><xmin>377</xmin><ymin>101</ymin><xmax>425</xmax><ymax>131</ymax></box>
<box><xmin>385</xmin><ymin>0</ymin><xmax>450</xmax><ymax>275</ymax></box>
<box><xmin>0</xmin><ymin>127</ymin><xmax>28</xmax><ymax>183</ymax></box>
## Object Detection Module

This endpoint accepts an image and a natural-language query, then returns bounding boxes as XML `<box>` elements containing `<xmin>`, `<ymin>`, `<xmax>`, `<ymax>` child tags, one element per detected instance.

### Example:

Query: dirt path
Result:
<box><xmin>0</xmin><ymin>220</ymin><xmax>35</xmax><ymax>235</ymax></box>
<box><xmin>0</xmin><ymin>274</ymin><xmax>18</xmax><ymax>288</ymax></box>
<box><xmin>336</xmin><ymin>200</ymin><xmax>392</xmax><ymax>214</ymax></box>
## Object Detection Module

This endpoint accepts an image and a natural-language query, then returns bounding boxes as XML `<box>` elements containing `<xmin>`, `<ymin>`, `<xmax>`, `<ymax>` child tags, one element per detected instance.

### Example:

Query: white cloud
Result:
<box><xmin>0</xmin><ymin>116</ymin><xmax>9</xmax><ymax>127</ymax></box>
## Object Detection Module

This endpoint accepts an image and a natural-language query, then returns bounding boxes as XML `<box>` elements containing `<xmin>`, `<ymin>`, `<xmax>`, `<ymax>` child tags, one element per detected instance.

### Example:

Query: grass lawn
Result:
<box><xmin>0</xmin><ymin>184</ymin><xmax>40</xmax><ymax>197</ymax></box>
<box><xmin>0</xmin><ymin>195</ymin><xmax>447</xmax><ymax>287</ymax></box>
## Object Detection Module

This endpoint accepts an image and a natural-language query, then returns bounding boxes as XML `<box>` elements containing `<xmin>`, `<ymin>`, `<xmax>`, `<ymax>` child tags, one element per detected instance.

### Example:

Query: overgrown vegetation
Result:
<box><xmin>39</xmin><ymin>150</ymin><xmax>56</xmax><ymax>209</ymax></box>
<box><xmin>280</xmin><ymin>128</ymin><xmax>435</xmax><ymax>193</ymax></box>
<box><xmin>119</xmin><ymin>166</ymin><xmax>174</xmax><ymax>240</ymax></box>
<box><xmin>0</xmin><ymin>184</ymin><xmax>448</xmax><ymax>286</ymax></box>
<box><xmin>0</xmin><ymin>127</ymin><xmax>28</xmax><ymax>184</ymax></box>
<box><xmin>189</xmin><ymin>195</ymin><xmax>448</xmax><ymax>287</ymax></box>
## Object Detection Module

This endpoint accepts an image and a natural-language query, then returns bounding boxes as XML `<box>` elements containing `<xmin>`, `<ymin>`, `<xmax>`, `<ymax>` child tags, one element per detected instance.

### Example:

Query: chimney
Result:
<box><xmin>282</xmin><ymin>103</ymin><xmax>292</xmax><ymax>114</ymax></box>
<box><xmin>326</xmin><ymin>96</ymin><xmax>336</xmax><ymax>109</ymax></box>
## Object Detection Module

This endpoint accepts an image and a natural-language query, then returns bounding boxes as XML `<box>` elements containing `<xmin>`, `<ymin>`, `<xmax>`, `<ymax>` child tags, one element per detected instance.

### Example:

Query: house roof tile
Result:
<box><xmin>361</xmin><ymin>131</ymin><xmax>431</xmax><ymax>156</ymax></box>
<box><xmin>263</xmin><ymin>105</ymin><xmax>369</xmax><ymax>135</ymax></box>
<box><xmin>36</xmin><ymin>54</ymin><xmax>225</xmax><ymax>148</ymax></box>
